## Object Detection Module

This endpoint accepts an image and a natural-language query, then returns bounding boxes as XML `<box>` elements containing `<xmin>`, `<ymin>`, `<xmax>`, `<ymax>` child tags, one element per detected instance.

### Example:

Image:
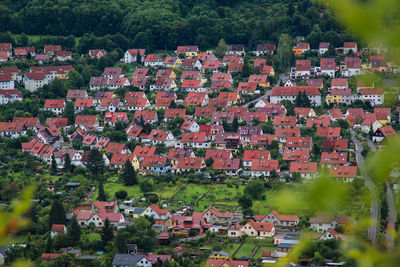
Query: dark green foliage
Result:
<box><xmin>101</xmin><ymin>218</ymin><xmax>114</xmax><ymax>249</ymax></box>
<box><xmin>97</xmin><ymin>181</ymin><xmax>107</xmax><ymax>201</ymax></box>
<box><xmin>1</xmin><ymin>0</ymin><xmax>343</xmax><ymax>51</ymax></box>
<box><xmin>64</xmin><ymin>153</ymin><xmax>72</xmax><ymax>173</ymax></box>
<box><xmin>244</xmin><ymin>180</ymin><xmax>265</xmax><ymax>200</ymax></box>
<box><xmin>120</xmin><ymin>161</ymin><xmax>138</xmax><ymax>186</ymax></box>
<box><xmin>63</xmin><ymin>101</ymin><xmax>75</xmax><ymax>125</ymax></box>
<box><xmin>238</xmin><ymin>194</ymin><xmax>252</xmax><ymax>209</ymax></box>
<box><xmin>68</xmin><ymin>215</ymin><xmax>81</xmax><ymax>244</ymax></box>
<box><xmin>45</xmin><ymin>236</ymin><xmax>53</xmax><ymax>253</ymax></box>
<box><xmin>86</xmin><ymin>149</ymin><xmax>105</xmax><ymax>178</ymax></box>
<box><xmin>115</xmin><ymin>190</ymin><xmax>128</xmax><ymax>199</ymax></box>
<box><xmin>51</xmin><ymin>154</ymin><xmax>57</xmax><ymax>175</ymax></box>
<box><xmin>49</xmin><ymin>199</ymin><xmax>66</xmax><ymax>225</ymax></box>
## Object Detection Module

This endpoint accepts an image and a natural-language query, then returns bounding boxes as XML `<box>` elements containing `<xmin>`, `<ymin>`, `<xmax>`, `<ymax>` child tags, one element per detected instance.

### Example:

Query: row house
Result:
<box><xmin>150</xmin><ymin>78</ymin><xmax>177</xmax><ymax>91</ymax></box>
<box><xmin>141</xmin><ymin>155</ymin><xmax>171</xmax><ymax>175</ymax></box>
<box><xmin>250</xmin><ymin>134</ymin><xmax>276</xmax><ymax>148</ymax></box>
<box><xmin>289</xmin><ymin>161</ymin><xmax>318</xmax><ymax>179</ymax></box>
<box><xmin>213</xmin><ymin>158</ymin><xmax>241</xmax><ymax>176</ymax></box>
<box><xmin>0</xmin><ymin>68</ymin><xmax>23</xmax><ymax>82</ymax></box>
<box><xmin>174</xmin><ymin>157</ymin><xmax>206</xmax><ymax>174</ymax></box>
<box><xmin>250</xmin><ymin>159</ymin><xmax>280</xmax><ymax>177</ymax></box>
<box><xmin>66</xmin><ymin>89</ymin><xmax>88</xmax><ymax>101</ymax></box>
<box><xmin>144</xmin><ymin>54</ymin><xmax>163</xmax><ymax>67</ymax></box>
<box><xmin>319</xmin><ymin>42</ymin><xmax>330</xmax><ymax>55</ymax></box>
<box><xmin>182</xmin><ymin>58</ymin><xmax>202</xmax><ymax>70</ymax></box>
<box><xmin>0</xmin><ymin>89</ymin><xmax>22</xmax><ymax>104</ymax></box>
<box><xmin>143</xmin><ymin>129</ymin><xmax>176</xmax><ymax>147</ymax></box>
<box><xmin>163</xmin><ymin>56</ymin><xmax>182</xmax><ymax>68</ymax></box>
<box><xmin>253</xmin><ymin>43</ymin><xmax>276</xmax><ymax>56</ymax></box>
<box><xmin>270</xmin><ymin>86</ymin><xmax>322</xmax><ymax>106</ymax></box>
<box><xmin>320</xmin><ymin>58</ymin><xmax>336</xmax><ymax>77</ymax></box>
<box><xmin>243</xmin><ymin>150</ymin><xmax>270</xmax><ymax>168</ymax></box>
<box><xmin>0</xmin><ymin>73</ymin><xmax>14</xmax><ymax>89</ymax></box>
<box><xmin>320</xmin><ymin>151</ymin><xmax>348</xmax><ymax>165</ymax></box>
<box><xmin>0</xmin><ymin>122</ymin><xmax>26</xmax><ymax>138</ymax></box>
<box><xmin>262</xmin><ymin>210</ymin><xmax>299</xmax><ymax>227</ymax></box>
<box><xmin>274</xmin><ymin>126</ymin><xmax>300</xmax><ymax>143</ymax></box>
<box><xmin>342</xmin><ymin>57</ymin><xmax>362</xmax><ymax>77</ymax></box>
<box><xmin>226</xmin><ymin>44</ymin><xmax>245</xmax><ymax>57</ymax></box>
<box><xmin>43</xmin><ymin>99</ymin><xmax>65</xmax><ymax>115</ymax></box>
<box><xmin>181</xmin><ymin>132</ymin><xmax>210</xmax><ymax>149</ymax></box>
<box><xmin>131</xmin><ymin>76</ymin><xmax>150</xmax><ymax>90</ymax></box>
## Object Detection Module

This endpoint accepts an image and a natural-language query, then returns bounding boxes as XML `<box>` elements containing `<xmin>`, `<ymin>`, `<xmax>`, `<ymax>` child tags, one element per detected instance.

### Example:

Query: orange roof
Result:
<box><xmin>150</xmin><ymin>204</ymin><xmax>169</xmax><ymax>215</ymax></box>
<box><xmin>247</xmin><ymin>220</ymin><xmax>274</xmax><ymax>232</ymax></box>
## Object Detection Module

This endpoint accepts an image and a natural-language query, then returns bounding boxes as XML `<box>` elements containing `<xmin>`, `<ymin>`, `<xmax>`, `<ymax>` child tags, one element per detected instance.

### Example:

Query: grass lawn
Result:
<box><xmin>234</xmin><ymin>241</ymin><xmax>255</xmax><ymax>259</ymax></box>
<box><xmin>235</xmin><ymin>237</ymin><xmax>274</xmax><ymax>259</ymax></box>
<box><xmin>93</xmin><ymin>179</ymin><xmax>180</xmax><ymax>202</ymax></box>
<box><xmin>222</xmin><ymin>242</ymin><xmax>241</xmax><ymax>257</ymax></box>
<box><xmin>169</xmin><ymin>183</ymin><xmax>244</xmax><ymax>212</ymax></box>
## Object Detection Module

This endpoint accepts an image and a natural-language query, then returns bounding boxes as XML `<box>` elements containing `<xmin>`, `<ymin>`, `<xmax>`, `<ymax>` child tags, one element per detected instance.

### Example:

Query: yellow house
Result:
<box><xmin>172</xmin><ymin>58</ymin><xmax>182</xmax><ymax>68</ymax></box>
<box><xmin>326</xmin><ymin>95</ymin><xmax>342</xmax><ymax>105</ymax></box>
<box><xmin>241</xmin><ymin>220</ymin><xmax>275</xmax><ymax>238</ymax></box>
<box><xmin>130</xmin><ymin>155</ymin><xmax>140</xmax><ymax>171</ymax></box>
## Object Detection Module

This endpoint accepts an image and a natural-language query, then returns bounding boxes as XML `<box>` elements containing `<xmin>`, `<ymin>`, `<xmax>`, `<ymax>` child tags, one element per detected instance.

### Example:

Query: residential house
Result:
<box><xmin>310</xmin><ymin>216</ymin><xmax>353</xmax><ymax>233</ymax></box>
<box><xmin>43</xmin><ymin>99</ymin><xmax>65</xmax><ymax>115</ymax></box>
<box><xmin>143</xmin><ymin>204</ymin><xmax>170</xmax><ymax>220</ymax></box>
<box><xmin>320</xmin><ymin>58</ymin><xmax>336</xmax><ymax>77</ymax></box>
<box><xmin>213</xmin><ymin>158</ymin><xmax>241</xmax><ymax>176</ymax></box>
<box><xmin>319</xmin><ymin>42</ymin><xmax>330</xmax><ymax>55</ymax></box>
<box><xmin>262</xmin><ymin>210</ymin><xmax>299</xmax><ymax>227</ymax></box>
<box><xmin>329</xmin><ymin>165</ymin><xmax>358</xmax><ymax>182</ymax></box>
<box><xmin>250</xmin><ymin>159</ymin><xmax>280</xmax><ymax>177</ymax></box>
<box><xmin>141</xmin><ymin>155</ymin><xmax>171</xmax><ymax>175</ymax></box>
<box><xmin>289</xmin><ymin>161</ymin><xmax>318</xmax><ymax>179</ymax></box>
<box><xmin>292</xmin><ymin>43</ymin><xmax>310</xmax><ymax>55</ymax></box>
<box><xmin>241</xmin><ymin>220</ymin><xmax>275</xmax><ymax>238</ymax></box>
<box><xmin>124</xmin><ymin>49</ymin><xmax>146</xmax><ymax>63</ymax></box>
<box><xmin>254</xmin><ymin>44</ymin><xmax>276</xmax><ymax>56</ymax></box>
<box><xmin>144</xmin><ymin>54</ymin><xmax>163</xmax><ymax>67</ymax></box>
<box><xmin>270</xmin><ymin>86</ymin><xmax>321</xmax><ymax>106</ymax></box>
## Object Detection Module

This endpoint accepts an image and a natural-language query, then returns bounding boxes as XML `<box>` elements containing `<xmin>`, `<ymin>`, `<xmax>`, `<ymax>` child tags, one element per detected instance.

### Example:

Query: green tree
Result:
<box><xmin>214</xmin><ymin>38</ymin><xmax>227</xmax><ymax>58</ymax></box>
<box><xmin>238</xmin><ymin>194</ymin><xmax>253</xmax><ymax>209</ymax></box>
<box><xmin>68</xmin><ymin>215</ymin><xmax>81</xmax><ymax>244</ymax></box>
<box><xmin>63</xmin><ymin>101</ymin><xmax>75</xmax><ymax>125</ymax></box>
<box><xmin>86</xmin><ymin>149</ymin><xmax>105</xmax><ymax>178</ymax></box>
<box><xmin>51</xmin><ymin>154</ymin><xmax>57</xmax><ymax>175</ymax></box>
<box><xmin>244</xmin><ymin>180</ymin><xmax>265</xmax><ymax>200</ymax></box>
<box><xmin>120</xmin><ymin>161</ymin><xmax>137</xmax><ymax>186</ymax></box>
<box><xmin>45</xmin><ymin>235</ymin><xmax>53</xmax><ymax>253</ymax></box>
<box><xmin>101</xmin><ymin>218</ymin><xmax>114</xmax><ymax>249</ymax></box>
<box><xmin>277</xmin><ymin>34</ymin><xmax>292</xmax><ymax>71</ymax></box>
<box><xmin>64</xmin><ymin>153</ymin><xmax>72</xmax><ymax>173</ymax></box>
<box><xmin>97</xmin><ymin>181</ymin><xmax>107</xmax><ymax>201</ymax></box>
<box><xmin>49</xmin><ymin>199</ymin><xmax>66</xmax><ymax>225</ymax></box>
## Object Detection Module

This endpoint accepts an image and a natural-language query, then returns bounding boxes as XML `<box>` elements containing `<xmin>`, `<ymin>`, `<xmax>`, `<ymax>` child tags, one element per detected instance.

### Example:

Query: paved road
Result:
<box><xmin>241</xmin><ymin>74</ymin><xmax>287</xmax><ymax>107</ymax></box>
<box><xmin>351</xmin><ymin>133</ymin><xmax>379</xmax><ymax>244</ymax></box>
<box><xmin>365</xmin><ymin>136</ymin><xmax>396</xmax><ymax>247</ymax></box>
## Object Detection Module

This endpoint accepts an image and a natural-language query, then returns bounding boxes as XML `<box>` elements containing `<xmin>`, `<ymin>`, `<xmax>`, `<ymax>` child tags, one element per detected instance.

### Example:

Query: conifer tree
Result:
<box><xmin>49</xmin><ymin>199</ymin><xmax>66</xmax><ymax>225</ymax></box>
<box><xmin>64</xmin><ymin>153</ymin><xmax>72</xmax><ymax>172</ymax></box>
<box><xmin>101</xmin><ymin>218</ymin><xmax>114</xmax><ymax>249</ymax></box>
<box><xmin>120</xmin><ymin>161</ymin><xmax>138</xmax><ymax>186</ymax></box>
<box><xmin>68</xmin><ymin>215</ymin><xmax>81</xmax><ymax>244</ymax></box>
<box><xmin>97</xmin><ymin>181</ymin><xmax>107</xmax><ymax>201</ymax></box>
<box><xmin>86</xmin><ymin>149</ymin><xmax>105</xmax><ymax>178</ymax></box>
<box><xmin>51</xmin><ymin>155</ymin><xmax>57</xmax><ymax>175</ymax></box>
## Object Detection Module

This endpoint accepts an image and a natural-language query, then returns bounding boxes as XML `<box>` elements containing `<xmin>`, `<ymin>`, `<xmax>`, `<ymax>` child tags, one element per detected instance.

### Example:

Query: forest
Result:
<box><xmin>0</xmin><ymin>0</ymin><xmax>353</xmax><ymax>51</ymax></box>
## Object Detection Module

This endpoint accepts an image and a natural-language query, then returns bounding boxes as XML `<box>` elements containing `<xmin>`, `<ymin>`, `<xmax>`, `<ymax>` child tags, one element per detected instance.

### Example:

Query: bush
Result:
<box><xmin>115</xmin><ymin>190</ymin><xmax>128</xmax><ymax>199</ymax></box>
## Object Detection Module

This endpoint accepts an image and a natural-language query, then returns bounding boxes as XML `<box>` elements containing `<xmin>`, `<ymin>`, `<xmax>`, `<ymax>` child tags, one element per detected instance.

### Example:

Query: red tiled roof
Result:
<box><xmin>329</xmin><ymin>165</ymin><xmax>357</xmax><ymax>178</ymax></box>
<box><xmin>296</xmin><ymin>60</ymin><xmax>311</xmax><ymax>71</ymax></box>
<box><xmin>270</xmin><ymin>86</ymin><xmax>320</xmax><ymax>96</ymax></box>
<box><xmin>150</xmin><ymin>204</ymin><xmax>169</xmax><ymax>215</ymax></box>
<box><xmin>289</xmin><ymin>161</ymin><xmax>318</xmax><ymax>174</ymax></box>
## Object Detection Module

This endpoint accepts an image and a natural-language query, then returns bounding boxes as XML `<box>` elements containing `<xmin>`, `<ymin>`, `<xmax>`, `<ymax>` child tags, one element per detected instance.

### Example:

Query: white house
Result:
<box><xmin>143</xmin><ymin>204</ymin><xmax>171</xmax><ymax>220</ymax></box>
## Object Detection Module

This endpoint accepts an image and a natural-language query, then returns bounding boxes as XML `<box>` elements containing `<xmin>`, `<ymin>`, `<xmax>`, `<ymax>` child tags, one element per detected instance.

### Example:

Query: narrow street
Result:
<box><xmin>241</xmin><ymin>74</ymin><xmax>287</xmax><ymax>107</ymax></box>
<box><xmin>351</xmin><ymin>132</ymin><xmax>379</xmax><ymax>243</ymax></box>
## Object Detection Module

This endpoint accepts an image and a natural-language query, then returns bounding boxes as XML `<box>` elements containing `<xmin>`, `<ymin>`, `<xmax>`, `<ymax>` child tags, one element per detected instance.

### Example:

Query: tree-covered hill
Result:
<box><xmin>0</xmin><ymin>0</ymin><xmax>349</xmax><ymax>50</ymax></box>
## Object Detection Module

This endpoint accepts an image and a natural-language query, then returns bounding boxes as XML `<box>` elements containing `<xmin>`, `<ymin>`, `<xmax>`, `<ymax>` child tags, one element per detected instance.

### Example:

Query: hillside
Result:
<box><xmin>0</xmin><ymin>0</ymin><xmax>345</xmax><ymax>50</ymax></box>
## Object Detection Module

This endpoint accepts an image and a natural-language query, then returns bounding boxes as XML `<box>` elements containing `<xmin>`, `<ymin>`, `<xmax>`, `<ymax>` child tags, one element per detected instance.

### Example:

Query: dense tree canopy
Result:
<box><xmin>0</xmin><ymin>0</ymin><xmax>347</xmax><ymax>50</ymax></box>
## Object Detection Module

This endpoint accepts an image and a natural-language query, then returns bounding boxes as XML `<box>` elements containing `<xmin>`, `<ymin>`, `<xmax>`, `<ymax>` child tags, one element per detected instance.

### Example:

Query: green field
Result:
<box><xmin>168</xmin><ymin>183</ymin><xmax>245</xmax><ymax>212</ymax></box>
